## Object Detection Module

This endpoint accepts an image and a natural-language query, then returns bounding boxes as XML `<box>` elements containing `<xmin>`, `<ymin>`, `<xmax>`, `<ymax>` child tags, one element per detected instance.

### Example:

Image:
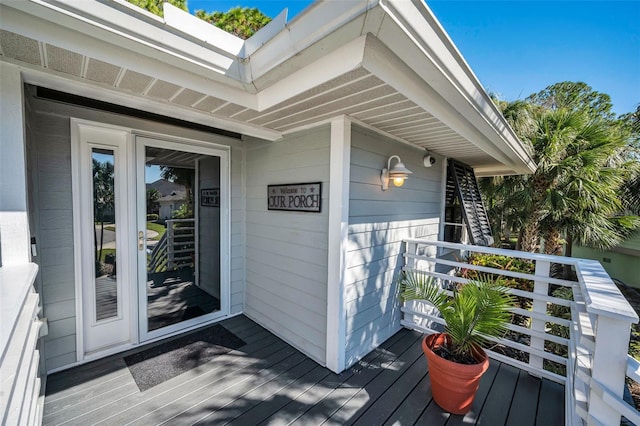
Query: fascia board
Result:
<box><xmin>378</xmin><ymin>0</ymin><xmax>535</xmax><ymax>174</ymax></box>
<box><xmin>0</xmin><ymin>4</ymin><xmax>258</xmax><ymax>108</ymax></box>
<box><xmin>3</xmin><ymin>1</ymin><xmax>248</xmax><ymax>86</ymax></box>
<box><xmin>247</xmin><ymin>0</ymin><xmax>378</xmax><ymax>84</ymax></box>
<box><xmin>255</xmin><ymin>36</ymin><xmax>367</xmax><ymax>110</ymax></box>
<box><xmin>18</xmin><ymin>64</ymin><xmax>282</xmax><ymax>141</ymax></box>
<box><xmin>243</xmin><ymin>8</ymin><xmax>289</xmax><ymax>57</ymax></box>
<box><xmin>361</xmin><ymin>35</ymin><xmax>519</xmax><ymax>171</ymax></box>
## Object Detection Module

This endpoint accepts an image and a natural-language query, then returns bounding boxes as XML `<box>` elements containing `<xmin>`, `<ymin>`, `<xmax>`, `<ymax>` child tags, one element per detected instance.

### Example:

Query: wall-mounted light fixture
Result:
<box><xmin>381</xmin><ymin>155</ymin><xmax>413</xmax><ymax>190</ymax></box>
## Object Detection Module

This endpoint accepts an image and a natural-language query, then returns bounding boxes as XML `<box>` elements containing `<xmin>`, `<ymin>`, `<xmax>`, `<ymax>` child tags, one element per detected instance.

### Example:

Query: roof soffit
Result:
<box><xmin>1</xmin><ymin>0</ymin><xmax>534</xmax><ymax>175</ymax></box>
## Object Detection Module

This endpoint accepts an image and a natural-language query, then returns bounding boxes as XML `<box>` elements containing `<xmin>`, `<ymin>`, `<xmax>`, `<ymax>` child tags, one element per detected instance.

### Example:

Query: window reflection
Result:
<box><xmin>92</xmin><ymin>148</ymin><xmax>118</xmax><ymax>321</ymax></box>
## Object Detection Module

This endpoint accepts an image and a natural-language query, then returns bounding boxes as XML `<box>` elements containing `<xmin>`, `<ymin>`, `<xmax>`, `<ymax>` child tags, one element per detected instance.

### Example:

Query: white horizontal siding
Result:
<box><xmin>244</xmin><ymin>127</ymin><xmax>330</xmax><ymax>365</ymax></box>
<box><xmin>344</xmin><ymin>126</ymin><xmax>442</xmax><ymax>367</ymax></box>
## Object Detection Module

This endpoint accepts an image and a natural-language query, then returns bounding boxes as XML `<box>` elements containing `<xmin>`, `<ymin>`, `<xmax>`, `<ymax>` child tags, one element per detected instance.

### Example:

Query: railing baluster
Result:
<box><xmin>529</xmin><ymin>260</ymin><xmax>550</xmax><ymax>373</ymax></box>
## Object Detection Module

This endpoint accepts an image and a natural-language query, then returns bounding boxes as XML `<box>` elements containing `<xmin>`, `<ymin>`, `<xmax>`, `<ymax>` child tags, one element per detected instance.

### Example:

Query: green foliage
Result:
<box><xmin>147</xmin><ymin>213</ymin><xmax>159</xmax><ymax>222</ymax></box>
<box><xmin>195</xmin><ymin>7</ymin><xmax>271</xmax><ymax>39</ymax></box>
<box><xmin>93</xmin><ymin>159</ymin><xmax>114</xmax><ymax>222</ymax></box>
<box><xmin>458</xmin><ymin>253</ymin><xmax>533</xmax><ymax>325</ymax></box>
<box><xmin>172</xmin><ymin>203</ymin><xmax>192</xmax><ymax>219</ymax></box>
<box><xmin>399</xmin><ymin>272</ymin><xmax>514</xmax><ymax>361</ymax></box>
<box><xmin>146</xmin><ymin>221</ymin><xmax>166</xmax><ymax>241</ymax></box>
<box><xmin>484</xmin><ymin>91</ymin><xmax>640</xmax><ymax>254</ymax></box>
<box><xmin>526</xmin><ymin>81</ymin><xmax>615</xmax><ymax>121</ymax></box>
<box><xmin>544</xmin><ymin>286</ymin><xmax>573</xmax><ymax>376</ymax></box>
<box><xmin>461</xmin><ymin>254</ymin><xmax>534</xmax><ymax>292</ymax></box>
<box><xmin>147</xmin><ymin>188</ymin><xmax>160</xmax><ymax>215</ymax></box>
<box><xmin>126</xmin><ymin>0</ymin><xmax>187</xmax><ymax>17</ymax></box>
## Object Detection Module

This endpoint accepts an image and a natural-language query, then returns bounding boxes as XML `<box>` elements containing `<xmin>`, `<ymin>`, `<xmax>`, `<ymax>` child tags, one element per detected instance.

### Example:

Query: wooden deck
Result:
<box><xmin>43</xmin><ymin>315</ymin><xmax>564</xmax><ymax>425</ymax></box>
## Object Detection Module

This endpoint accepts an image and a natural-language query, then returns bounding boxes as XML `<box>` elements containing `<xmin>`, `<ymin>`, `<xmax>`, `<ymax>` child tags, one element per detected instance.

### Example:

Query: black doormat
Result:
<box><xmin>124</xmin><ymin>324</ymin><xmax>245</xmax><ymax>391</ymax></box>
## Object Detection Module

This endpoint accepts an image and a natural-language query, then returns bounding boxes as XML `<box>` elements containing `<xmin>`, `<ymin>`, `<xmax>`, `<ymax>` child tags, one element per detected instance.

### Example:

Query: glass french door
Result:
<box><xmin>135</xmin><ymin>136</ymin><xmax>229</xmax><ymax>341</ymax></box>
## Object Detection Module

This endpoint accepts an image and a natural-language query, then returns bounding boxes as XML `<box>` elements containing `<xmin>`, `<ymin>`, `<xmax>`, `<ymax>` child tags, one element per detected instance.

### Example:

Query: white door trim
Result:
<box><xmin>71</xmin><ymin>119</ymin><xmax>136</xmax><ymax>360</ymax></box>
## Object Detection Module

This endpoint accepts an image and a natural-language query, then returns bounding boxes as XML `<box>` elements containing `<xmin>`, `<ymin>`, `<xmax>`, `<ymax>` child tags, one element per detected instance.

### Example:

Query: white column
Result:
<box><xmin>0</xmin><ymin>62</ymin><xmax>30</xmax><ymax>266</ymax></box>
<box><xmin>588</xmin><ymin>315</ymin><xmax>631</xmax><ymax>425</ymax></box>
<box><xmin>325</xmin><ymin>116</ymin><xmax>351</xmax><ymax>373</ymax></box>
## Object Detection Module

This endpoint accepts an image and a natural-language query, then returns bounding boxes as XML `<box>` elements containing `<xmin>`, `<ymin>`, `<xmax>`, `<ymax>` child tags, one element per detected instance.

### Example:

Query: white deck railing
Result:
<box><xmin>148</xmin><ymin>219</ymin><xmax>195</xmax><ymax>273</ymax></box>
<box><xmin>400</xmin><ymin>239</ymin><xmax>640</xmax><ymax>426</ymax></box>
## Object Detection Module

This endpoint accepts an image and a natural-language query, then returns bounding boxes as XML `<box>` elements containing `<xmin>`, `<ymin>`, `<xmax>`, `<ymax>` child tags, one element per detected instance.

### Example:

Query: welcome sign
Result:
<box><xmin>268</xmin><ymin>182</ymin><xmax>322</xmax><ymax>213</ymax></box>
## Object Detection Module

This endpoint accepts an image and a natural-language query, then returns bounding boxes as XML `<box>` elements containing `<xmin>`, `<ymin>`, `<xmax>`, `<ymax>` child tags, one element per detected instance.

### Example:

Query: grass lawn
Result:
<box><xmin>147</xmin><ymin>221</ymin><xmax>166</xmax><ymax>241</ymax></box>
<box><xmin>99</xmin><ymin>248</ymin><xmax>115</xmax><ymax>262</ymax></box>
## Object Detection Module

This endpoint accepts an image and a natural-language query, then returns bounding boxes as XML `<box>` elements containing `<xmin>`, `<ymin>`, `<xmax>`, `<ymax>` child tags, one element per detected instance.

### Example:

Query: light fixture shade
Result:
<box><xmin>381</xmin><ymin>155</ymin><xmax>413</xmax><ymax>190</ymax></box>
<box><xmin>388</xmin><ymin>160</ymin><xmax>413</xmax><ymax>178</ymax></box>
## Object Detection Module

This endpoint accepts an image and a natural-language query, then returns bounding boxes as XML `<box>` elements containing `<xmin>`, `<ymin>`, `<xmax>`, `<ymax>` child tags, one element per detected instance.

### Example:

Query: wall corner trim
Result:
<box><xmin>326</xmin><ymin>116</ymin><xmax>351</xmax><ymax>373</ymax></box>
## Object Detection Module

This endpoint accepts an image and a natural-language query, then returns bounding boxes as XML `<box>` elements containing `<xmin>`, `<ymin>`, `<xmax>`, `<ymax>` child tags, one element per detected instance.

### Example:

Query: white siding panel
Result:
<box><xmin>244</xmin><ymin>127</ymin><xmax>330</xmax><ymax>365</ymax></box>
<box><xmin>344</xmin><ymin>125</ymin><xmax>442</xmax><ymax>367</ymax></box>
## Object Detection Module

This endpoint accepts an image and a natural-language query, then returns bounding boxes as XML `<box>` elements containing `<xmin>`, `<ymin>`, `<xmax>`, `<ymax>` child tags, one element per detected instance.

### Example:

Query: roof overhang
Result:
<box><xmin>0</xmin><ymin>0</ymin><xmax>535</xmax><ymax>175</ymax></box>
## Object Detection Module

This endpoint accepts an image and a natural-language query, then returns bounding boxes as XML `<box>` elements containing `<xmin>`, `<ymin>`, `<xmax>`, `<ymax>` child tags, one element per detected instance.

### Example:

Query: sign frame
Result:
<box><xmin>267</xmin><ymin>182</ymin><xmax>322</xmax><ymax>213</ymax></box>
<box><xmin>200</xmin><ymin>188</ymin><xmax>220</xmax><ymax>207</ymax></box>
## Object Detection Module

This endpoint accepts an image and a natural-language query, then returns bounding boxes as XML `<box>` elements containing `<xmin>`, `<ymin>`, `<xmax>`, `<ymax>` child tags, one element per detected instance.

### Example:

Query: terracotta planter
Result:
<box><xmin>422</xmin><ymin>333</ymin><xmax>489</xmax><ymax>415</ymax></box>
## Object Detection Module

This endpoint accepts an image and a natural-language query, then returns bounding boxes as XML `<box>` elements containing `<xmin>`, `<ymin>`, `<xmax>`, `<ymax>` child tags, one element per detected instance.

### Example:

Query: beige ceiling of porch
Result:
<box><xmin>0</xmin><ymin>29</ymin><xmax>494</xmax><ymax>167</ymax></box>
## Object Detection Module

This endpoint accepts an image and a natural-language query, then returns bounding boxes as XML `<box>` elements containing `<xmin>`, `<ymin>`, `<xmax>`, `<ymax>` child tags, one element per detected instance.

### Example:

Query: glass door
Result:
<box><xmin>136</xmin><ymin>136</ymin><xmax>229</xmax><ymax>341</ymax></box>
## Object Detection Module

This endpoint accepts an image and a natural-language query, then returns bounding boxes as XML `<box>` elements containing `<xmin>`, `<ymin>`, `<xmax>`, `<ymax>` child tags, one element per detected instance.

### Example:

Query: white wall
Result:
<box><xmin>344</xmin><ymin>125</ymin><xmax>443</xmax><ymax>367</ymax></box>
<box><xmin>25</xmin><ymin>87</ymin><xmax>246</xmax><ymax>371</ymax></box>
<box><xmin>0</xmin><ymin>62</ymin><xmax>30</xmax><ymax>266</ymax></box>
<box><xmin>244</xmin><ymin>126</ymin><xmax>330</xmax><ymax>365</ymax></box>
<box><xmin>0</xmin><ymin>63</ymin><xmax>44</xmax><ymax>426</ymax></box>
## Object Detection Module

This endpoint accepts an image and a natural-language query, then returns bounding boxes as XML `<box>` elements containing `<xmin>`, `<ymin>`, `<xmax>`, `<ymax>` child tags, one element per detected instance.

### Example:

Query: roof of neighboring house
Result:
<box><xmin>158</xmin><ymin>190</ymin><xmax>187</xmax><ymax>202</ymax></box>
<box><xmin>147</xmin><ymin>179</ymin><xmax>186</xmax><ymax>197</ymax></box>
<box><xmin>0</xmin><ymin>0</ymin><xmax>536</xmax><ymax>176</ymax></box>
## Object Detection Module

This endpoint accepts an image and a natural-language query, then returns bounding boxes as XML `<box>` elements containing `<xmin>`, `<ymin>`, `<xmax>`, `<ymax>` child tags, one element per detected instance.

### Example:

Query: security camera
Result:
<box><xmin>424</xmin><ymin>155</ymin><xmax>436</xmax><ymax>167</ymax></box>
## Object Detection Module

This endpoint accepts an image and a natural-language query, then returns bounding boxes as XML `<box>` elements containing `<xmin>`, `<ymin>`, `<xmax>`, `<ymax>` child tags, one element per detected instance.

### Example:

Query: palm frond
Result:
<box><xmin>398</xmin><ymin>271</ymin><xmax>514</xmax><ymax>359</ymax></box>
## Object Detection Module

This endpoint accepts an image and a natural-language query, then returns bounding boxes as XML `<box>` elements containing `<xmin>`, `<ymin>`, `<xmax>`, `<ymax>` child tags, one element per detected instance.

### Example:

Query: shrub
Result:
<box><xmin>459</xmin><ymin>253</ymin><xmax>534</xmax><ymax>313</ymax></box>
<box><xmin>147</xmin><ymin>213</ymin><xmax>159</xmax><ymax>221</ymax></box>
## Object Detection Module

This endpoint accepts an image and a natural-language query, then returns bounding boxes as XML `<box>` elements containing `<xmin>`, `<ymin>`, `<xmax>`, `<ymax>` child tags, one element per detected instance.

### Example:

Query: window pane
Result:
<box><xmin>145</xmin><ymin>146</ymin><xmax>221</xmax><ymax>331</ymax></box>
<box><xmin>93</xmin><ymin>148</ymin><xmax>118</xmax><ymax>321</ymax></box>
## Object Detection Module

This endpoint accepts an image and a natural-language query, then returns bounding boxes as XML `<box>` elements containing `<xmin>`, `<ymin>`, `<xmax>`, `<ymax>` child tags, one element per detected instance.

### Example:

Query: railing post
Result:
<box><xmin>529</xmin><ymin>260</ymin><xmax>550</xmax><ymax>373</ymax></box>
<box><xmin>405</xmin><ymin>241</ymin><xmax>417</xmax><ymax>270</ymax></box>
<box><xmin>167</xmin><ymin>220</ymin><xmax>174</xmax><ymax>269</ymax></box>
<box><xmin>588</xmin><ymin>315</ymin><xmax>632</xmax><ymax>424</ymax></box>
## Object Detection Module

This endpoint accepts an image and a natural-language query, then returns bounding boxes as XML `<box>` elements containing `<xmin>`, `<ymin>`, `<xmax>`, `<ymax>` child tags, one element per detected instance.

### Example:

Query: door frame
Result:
<box><xmin>71</xmin><ymin>119</ymin><xmax>137</xmax><ymax>361</ymax></box>
<box><xmin>134</xmin><ymin>134</ymin><xmax>231</xmax><ymax>342</ymax></box>
<box><xmin>71</xmin><ymin>119</ymin><xmax>232</xmax><ymax>362</ymax></box>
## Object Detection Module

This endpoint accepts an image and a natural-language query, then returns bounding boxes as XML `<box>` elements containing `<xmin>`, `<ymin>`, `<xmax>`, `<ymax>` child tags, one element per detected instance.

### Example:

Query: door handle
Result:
<box><xmin>138</xmin><ymin>230</ymin><xmax>145</xmax><ymax>251</ymax></box>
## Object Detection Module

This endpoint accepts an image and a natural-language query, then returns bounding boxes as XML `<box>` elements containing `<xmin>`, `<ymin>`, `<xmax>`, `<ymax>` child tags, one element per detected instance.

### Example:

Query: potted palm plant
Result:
<box><xmin>399</xmin><ymin>271</ymin><xmax>513</xmax><ymax>414</ymax></box>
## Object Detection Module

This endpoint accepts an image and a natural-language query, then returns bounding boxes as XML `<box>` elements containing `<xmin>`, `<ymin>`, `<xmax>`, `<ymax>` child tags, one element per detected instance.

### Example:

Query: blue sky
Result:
<box><xmin>189</xmin><ymin>0</ymin><xmax>639</xmax><ymax>116</ymax></box>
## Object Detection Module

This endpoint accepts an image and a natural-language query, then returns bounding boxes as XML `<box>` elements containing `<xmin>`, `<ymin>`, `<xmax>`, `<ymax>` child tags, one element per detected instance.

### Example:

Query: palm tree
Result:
<box><xmin>536</xmin><ymin>111</ymin><xmax>638</xmax><ymax>255</ymax></box>
<box><xmin>93</xmin><ymin>158</ymin><xmax>115</xmax><ymax>272</ymax></box>
<box><xmin>481</xmin><ymin>103</ymin><xmax>640</xmax><ymax>255</ymax></box>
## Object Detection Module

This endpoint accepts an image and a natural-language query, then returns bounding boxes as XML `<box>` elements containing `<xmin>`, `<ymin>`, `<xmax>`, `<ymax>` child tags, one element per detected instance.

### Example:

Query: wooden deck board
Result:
<box><xmin>506</xmin><ymin>369</ymin><xmax>542</xmax><ymax>426</ymax></box>
<box><xmin>94</xmin><ymin>335</ymin><xmax>293</xmax><ymax>425</ymax></box>
<box><xmin>535</xmin><ymin>378</ymin><xmax>565</xmax><ymax>425</ymax></box>
<box><xmin>43</xmin><ymin>315</ymin><xmax>566</xmax><ymax>426</ymax></box>
<box><xmin>477</xmin><ymin>362</ymin><xmax>520</xmax><ymax>425</ymax></box>
<box><xmin>289</xmin><ymin>331</ymin><xmax>422</xmax><ymax>426</ymax></box>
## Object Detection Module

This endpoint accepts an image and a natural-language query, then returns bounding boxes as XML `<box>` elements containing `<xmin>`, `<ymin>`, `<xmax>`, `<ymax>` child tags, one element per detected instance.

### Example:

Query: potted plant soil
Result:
<box><xmin>399</xmin><ymin>271</ymin><xmax>513</xmax><ymax>414</ymax></box>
